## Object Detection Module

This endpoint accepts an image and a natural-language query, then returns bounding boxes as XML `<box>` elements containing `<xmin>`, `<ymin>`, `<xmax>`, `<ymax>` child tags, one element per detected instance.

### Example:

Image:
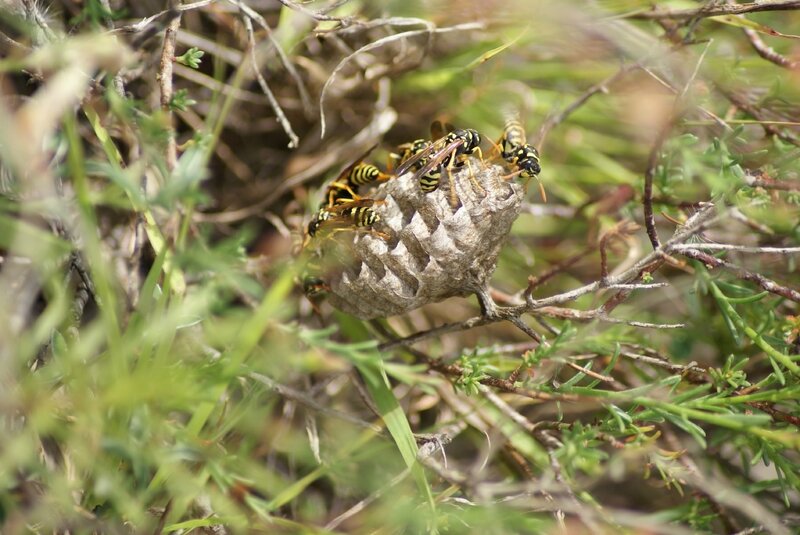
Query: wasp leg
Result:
<box><xmin>369</xmin><ymin>229</ymin><xmax>391</xmax><ymax>241</ymax></box>
<box><xmin>387</xmin><ymin>153</ymin><xmax>400</xmax><ymax>173</ymax></box>
<box><xmin>445</xmin><ymin>158</ymin><xmax>460</xmax><ymax>209</ymax></box>
<box><xmin>464</xmin><ymin>158</ymin><xmax>487</xmax><ymax>198</ymax></box>
<box><xmin>488</xmin><ymin>137</ymin><xmax>503</xmax><ymax>159</ymax></box>
<box><xmin>327</xmin><ymin>181</ymin><xmax>361</xmax><ymax>207</ymax></box>
<box><xmin>501</xmin><ymin>169</ymin><xmax>524</xmax><ymax>181</ymax></box>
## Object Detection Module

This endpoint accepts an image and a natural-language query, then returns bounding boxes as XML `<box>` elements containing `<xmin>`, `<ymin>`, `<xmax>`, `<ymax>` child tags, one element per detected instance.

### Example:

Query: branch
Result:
<box><xmin>378</xmin><ymin>204</ymin><xmax>720</xmax><ymax>351</ymax></box>
<box><xmin>678</xmin><ymin>248</ymin><xmax>800</xmax><ymax>303</ymax></box>
<box><xmin>157</xmin><ymin>3</ymin><xmax>182</xmax><ymax>172</ymax></box>
<box><xmin>719</xmin><ymin>87</ymin><xmax>800</xmax><ymax>148</ymax></box>
<box><xmin>319</xmin><ymin>21</ymin><xmax>483</xmax><ymax>138</ymax></box>
<box><xmin>626</xmin><ymin>1</ymin><xmax>800</xmax><ymax>20</ymax></box>
<box><xmin>534</xmin><ymin>64</ymin><xmax>637</xmax><ymax>146</ymax></box>
<box><xmin>671</xmin><ymin>243</ymin><xmax>800</xmax><ymax>254</ymax></box>
<box><xmin>274</xmin><ymin>0</ymin><xmax>354</xmax><ymax>24</ymax></box>
<box><xmin>240</xmin><ymin>10</ymin><xmax>299</xmax><ymax>149</ymax></box>
<box><xmin>226</xmin><ymin>0</ymin><xmax>314</xmax><ymax>118</ymax></box>
<box><xmin>743</xmin><ymin>27</ymin><xmax>800</xmax><ymax>70</ymax></box>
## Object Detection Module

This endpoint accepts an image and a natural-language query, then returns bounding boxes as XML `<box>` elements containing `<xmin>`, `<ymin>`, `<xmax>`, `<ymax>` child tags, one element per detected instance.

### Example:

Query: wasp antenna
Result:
<box><xmin>536</xmin><ymin>178</ymin><xmax>547</xmax><ymax>203</ymax></box>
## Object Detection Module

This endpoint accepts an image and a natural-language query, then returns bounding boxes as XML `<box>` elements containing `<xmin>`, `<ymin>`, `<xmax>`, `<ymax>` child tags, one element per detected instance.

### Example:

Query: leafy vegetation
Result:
<box><xmin>0</xmin><ymin>0</ymin><xmax>799</xmax><ymax>533</ymax></box>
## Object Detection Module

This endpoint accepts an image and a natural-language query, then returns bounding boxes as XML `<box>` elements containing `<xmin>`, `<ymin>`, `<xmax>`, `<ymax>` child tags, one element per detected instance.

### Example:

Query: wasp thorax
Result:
<box><xmin>306</xmin><ymin>160</ymin><xmax>524</xmax><ymax>319</ymax></box>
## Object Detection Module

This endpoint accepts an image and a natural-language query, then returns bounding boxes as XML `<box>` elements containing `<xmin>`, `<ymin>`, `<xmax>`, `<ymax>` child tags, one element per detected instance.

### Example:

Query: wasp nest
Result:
<box><xmin>309</xmin><ymin>161</ymin><xmax>524</xmax><ymax>319</ymax></box>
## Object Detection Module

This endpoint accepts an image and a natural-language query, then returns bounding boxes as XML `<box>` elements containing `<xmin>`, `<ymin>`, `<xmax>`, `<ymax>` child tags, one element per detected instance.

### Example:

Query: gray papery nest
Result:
<box><xmin>310</xmin><ymin>161</ymin><xmax>524</xmax><ymax>319</ymax></box>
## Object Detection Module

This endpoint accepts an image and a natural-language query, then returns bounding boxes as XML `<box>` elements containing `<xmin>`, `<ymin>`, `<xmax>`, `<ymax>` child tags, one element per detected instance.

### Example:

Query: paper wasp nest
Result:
<box><xmin>311</xmin><ymin>161</ymin><xmax>524</xmax><ymax>319</ymax></box>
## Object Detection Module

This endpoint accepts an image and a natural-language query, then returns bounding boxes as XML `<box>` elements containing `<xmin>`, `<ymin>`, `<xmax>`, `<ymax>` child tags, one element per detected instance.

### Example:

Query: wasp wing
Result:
<box><xmin>393</xmin><ymin>141</ymin><xmax>438</xmax><ymax>177</ymax></box>
<box><xmin>411</xmin><ymin>137</ymin><xmax>465</xmax><ymax>183</ymax></box>
<box><xmin>326</xmin><ymin>197</ymin><xmax>378</xmax><ymax>214</ymax></box>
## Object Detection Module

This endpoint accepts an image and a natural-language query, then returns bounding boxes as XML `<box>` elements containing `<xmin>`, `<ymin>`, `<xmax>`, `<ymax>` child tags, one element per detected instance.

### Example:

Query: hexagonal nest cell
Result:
<box><xmin>306</xmin><ymin>160</ymin><xmax>525</xmax><ymax>319</ymax></box>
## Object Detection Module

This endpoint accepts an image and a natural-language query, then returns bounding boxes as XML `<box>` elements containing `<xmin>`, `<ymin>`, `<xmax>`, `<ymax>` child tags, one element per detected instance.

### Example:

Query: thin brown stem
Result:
<box><xmin>626</xmin><ymin>1</ymin><xmax>800</xmax><ymax>20</ymax></box>
<box><xmin>158</xmin><ymin>2</ymin><xmax>182</xmax><ymax>172</ymax></box>
<box><xmin>743</xmin><ymin>28</ymin><xmax>800</xmax><ymax>69</ymax></box>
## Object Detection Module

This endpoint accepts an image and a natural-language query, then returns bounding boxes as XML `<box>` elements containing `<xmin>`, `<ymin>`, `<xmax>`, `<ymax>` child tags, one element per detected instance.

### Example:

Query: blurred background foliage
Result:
<box><xmin>0</xmin><ymin>0</ymin><xmax>799</xmax><ymax>533</ymax></box>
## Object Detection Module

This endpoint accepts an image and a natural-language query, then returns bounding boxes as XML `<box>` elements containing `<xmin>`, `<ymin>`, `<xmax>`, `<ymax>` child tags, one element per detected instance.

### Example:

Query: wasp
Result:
<box><xmin>394</xmin><ymin>121</ymin><xmax>485</xmax><ymax>207</ymax></box>
<box><xmin>499</xmin><ymin>116</ymin><xmax>527</xmax><ymax>161</ymax></box>
<box><xmin>321</xmin><ymin>145</ymin><xmax>390</xmax><ymax>208</ymax></box>
<box><xmin>302</xmin><ymin>275</ymin><xmax>330</xmax><ymax>297</ymax></box>
<box><xmin>388</xmin><ymin>138</ymin><xmax>431</xmax><ymax>172</ymax></box>
<box><xmin>305</xmin><ymin>198</ymin><xmax>385</xmax><ymax>247</ymax></box>
<box><xmin>496</xmin><ymin>114</ymin><xmax>544</xmax><ymax>199</ymax></box>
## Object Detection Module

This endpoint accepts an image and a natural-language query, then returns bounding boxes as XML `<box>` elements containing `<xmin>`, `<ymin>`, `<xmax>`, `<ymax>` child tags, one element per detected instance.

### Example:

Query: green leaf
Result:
<box><xmin>355</xmin><ymin>354</ymin><xmax>436</xmax><ymax>518</ymax></box>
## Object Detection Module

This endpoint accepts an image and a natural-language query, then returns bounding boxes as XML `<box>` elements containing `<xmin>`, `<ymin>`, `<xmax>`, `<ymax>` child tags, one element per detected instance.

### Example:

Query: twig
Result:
<box><xmin>671</xmin><ymin>244</ymin><xmax>800</xmax><ymax>254</ymax></box>
<box><xmin>747</xmin><ymin>401</ymin><xmax>800</xmax><ymax>426</ymax></box>
<box><xmin>537</xmin><ymin>306</ymin><xmax>684</xmax><ymax>329</ymax></box>
<box><xmin>643</xmin><ymin>120</ymin><xmax>674</xmax><ymax>250</ymax></box>
<box><xmin>679</xmin><ymin>248</ymin><xmax>800</xmax><ymax>303</ymax></box>
<box><xmin>274</xmin><ymin>0</ymin><xmax>353</xmax><ymax>23</ymax></box>
<box><xmin>525</xmin><ymin>246</ymin><xmax>595</xmax><ymax>295</ymax></box>
<box><xmin>379</xmin><ymin>204</ymin><xmax>720</xmax><ymax>351</ymax></box>
<box><xmin>98</xmin><ymin>0</ymin><xmax>127</xmax><ymax>97</ymax></box>
<box><xmin>240</xmin><ymin>11</ymin><xmax>299</xmax><ymax>149</ymax></box>
<box><xmin>226</xmin><ymin>0</ymin><xmax>314</xmax><ymax>117</ymax></box>
<box><xmin>404</xmin><ymin>346</ymin><xmax>580</xmax><ymax>402</ymax></box>
<box><xmin>625</xmin><ymin>1</ymin><xmax>800</xmax><ymax>20</ymax></box>
<box><xmin>157</xmin><ymin>3</ymin><xmax>182</xmax><ymax>172</ymax></box>
<box><xmin>618</xmin><ymin>348</ymin><xmax>708</xmax><ymax>381</ymax></box>
<box><xmin>598</xmin><ymin>220</ymin><xmax>640</xmax><ymax>284</ymax></box>
<box><xmin>719</xmin><ymin>88</ymin><xmax>800</xmax><ymax>148</ymax></box>
<box><xmin>198</xmin><ymin>78</ymin><xmax>396</xmax><ymax>222</ymax></box>
<box><xmin>319</xmin><ymin>21</ymin><xmax>483</xmax><ymax>138</ymax></box>
<box><xmin>534</xmin><ymin>64</ymin><xmax>637</xmax><ymax>146</ymax></box>
<box><xmin>249</xmin><ymin>372</ymin><xmax>383</xmax><ymax>432</ymax></box>
<box><xmin>743</xmin><ymin>28</ymin><xmax>799</xmax><ymax>69</ymax></box>
<box><xmin>115</xmin><ymin>0</ymin><xmax>215</xmax><ymax>34</ymax></box>
<box><xmin>744</xmin><ymin>171</ymin><xmax>800</xmax><ymax>192</ymax></box>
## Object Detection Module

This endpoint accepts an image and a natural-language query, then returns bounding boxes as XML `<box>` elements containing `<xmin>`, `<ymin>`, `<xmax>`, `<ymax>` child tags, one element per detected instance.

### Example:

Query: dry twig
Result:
<box><xmin>625</xmin><ymin>1</ymin><xmax>800</xmax><ymax>20</ymax></box>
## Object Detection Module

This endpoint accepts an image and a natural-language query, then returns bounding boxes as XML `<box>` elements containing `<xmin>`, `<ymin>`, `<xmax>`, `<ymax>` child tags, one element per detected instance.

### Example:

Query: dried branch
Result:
<box><xmin>379</xmin><ymin>204</ymin><xmax>720</xmax><ymax>351</ymax></box>
<box><xmin>525</xmin><ymin>246</ymin><xmax>595</xmax><ymax>295</ymax></box>
<box><xmin>157</xmin><ymin>3</ymin><xmax>182</xmax><ymax>172</ymax></box>
<box><xmin>678</xmin><ymin>248</ymin><xmax>800</xmax><ymax>303</ymax></box>
<box><xmin>274</xmin><ymin>0</ymin><xmax>354</xmax><ymax>24</ymax></box>
<box><xmin>249</xmin><ymin>372</ymin><xmax>382</xmax><ymax>432</ymax></box>
<box><xmin>240</xmin><ymin>10</ymin><xmax>299</xmax><ymax>149</ymax></box>
<box><xmin>671</xmin><ymin>244</ymin><xmax>800</xmax><ymax>254</ymax></box>
<box><xmin>626</xmin><ymin>1</ymin><xmax>800</xmax><ymax>20</ymax></box>
<box><xmin>226</xmin><ymin>0</ymin><xmax>313</xmax><ymax>117</ymax></box>
<box><xmin>319</xmin><ymin>21</ymin><xmax>483</xmax><ymax>138</ymax></box>
<box><xmin>744</xmin><ymin>171</ymin><xmax>800</xmax><ymax>191</ymax></box>
<box><xmin>534</xmin><ymin>64</ymin><xmax>637</xmax><ymax>146</ymax></box>
<box><xmin>98</xmin><ymin>0</ymin><xmax>126</xmax><ymax>97</ymax></box>
<box><xmin>743</xmin><ymin>28</ymin><xmax>800</xmax><ymax>69</ymax></box>
<box><xmin>719</xmin><ymin>88</ymin><xmax>800</xmax><ymax>148</ymax></box>
<box><xmin>114</xmin><ymin>0</ymin><xmax>215</xmax><ymax>34</ymax></box>
<box><xmin>199</xmin><ymin>78</ymin><xmax>396</xmax><ymax>222</ymax></box>
<box><xmin>401</xmin><ymin>346</ymin><xmax>580</xmax><ymax>402</ymax></box>
<box><xmin>599</xmin><ymin>220</ymin><xmax>641</xmax><ymax>283</ymax></box>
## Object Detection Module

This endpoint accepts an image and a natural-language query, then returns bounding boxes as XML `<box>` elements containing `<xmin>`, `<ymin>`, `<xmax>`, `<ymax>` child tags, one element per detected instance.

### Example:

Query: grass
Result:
<box><xmin>1</xmin><ymin>0</ymin><xmax>799</xmax><ymax>533</ymax></box>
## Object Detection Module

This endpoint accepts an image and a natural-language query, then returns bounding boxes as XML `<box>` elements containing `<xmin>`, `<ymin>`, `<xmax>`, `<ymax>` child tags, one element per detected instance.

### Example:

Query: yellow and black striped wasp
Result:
<box><xmin>321</xmin><ymin>145</ymin><xmax>391</xmax><ymax>208</ymax></box>
<box><xmin>302</xmin><ymin>275</ymin><xmax>330</xmax><ymax>297</ymax></box>
<box><xmin>393</xmin><ymin>121</ymin><xmax>485</xmax><ymax>208</ymax></box>
<box><xmin>304</xmin><ymin>197</ymin><xmax>386</xmax><ymax>249</ymax></box>
<box><xmin>496</xmin><ymin>114</ymin><xmax>544</xmax><ymax>200</ymax></box>
<box><xmin>388</xmin><ymin>138</ymin><xmax>431</xmax><ymax>173</ymax></box>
